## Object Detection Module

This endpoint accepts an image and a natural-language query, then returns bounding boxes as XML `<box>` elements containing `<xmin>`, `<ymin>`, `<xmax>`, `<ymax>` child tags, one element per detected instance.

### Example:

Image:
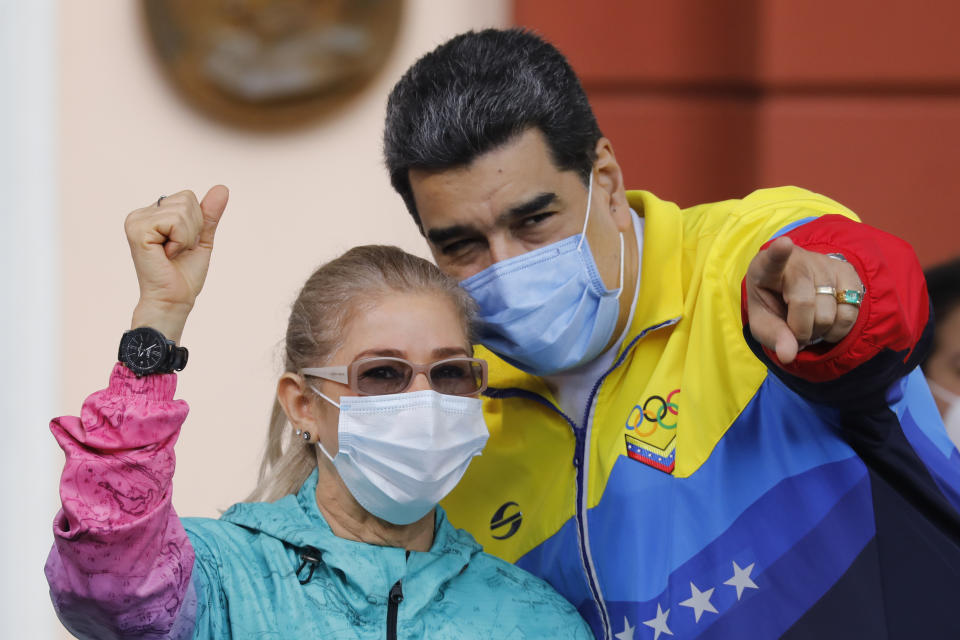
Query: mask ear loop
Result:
<box><xmin>576</xmin><ymin>172</ymin><xmax>625</xmax><ymax>299</ymax></box>
<box><xmin>613</xmin><ymin>231</ymin><xmax>625</xmax><ymax>300</ymax></box>
<box><xmin>308</xmin><ymin>383</ymin><xmax>341</xmax><ymax>409</ymax></box>
<box><xmin>307</xmin><ymin>382</ymin><xmax>340</xmax><ymax>462</ymax></box>
<box><xmin>576</xmin><ymin>172</ymin><xmax>595</xmax><ymax>252</ymax></box>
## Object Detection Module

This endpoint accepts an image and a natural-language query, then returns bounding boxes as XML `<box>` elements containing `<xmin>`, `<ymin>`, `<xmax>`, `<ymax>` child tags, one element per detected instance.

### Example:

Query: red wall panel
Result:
<box><xmin>514</xmin><ymin>0</ymin><xmax>960</xmax><ymax>266</ymax></box>
<box><xmin>759</xmin><ymin>96</ymin><xmax>960</xmax><ymax>264</ymax></box>
<box><xmin>760</xmin><ymin>0</ymin><xmax>960</xmax><ymax>87</ymax></box>
<box><xmin>514</xmin><ymin>0</ymin><xmax>760</xmax><ymax>85</ymax></box>
<box><xmin>590</xmin><ymin>94</ymin><xmax>757</xmax><ymax>206</ymax></box>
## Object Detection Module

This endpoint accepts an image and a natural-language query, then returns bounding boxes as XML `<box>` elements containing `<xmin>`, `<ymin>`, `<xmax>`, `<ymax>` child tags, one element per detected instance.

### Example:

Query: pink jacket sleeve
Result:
<box><xmin>45</xmin><ymin>364</ymin><xmax>197</xmax><ymax>640</ymax></box>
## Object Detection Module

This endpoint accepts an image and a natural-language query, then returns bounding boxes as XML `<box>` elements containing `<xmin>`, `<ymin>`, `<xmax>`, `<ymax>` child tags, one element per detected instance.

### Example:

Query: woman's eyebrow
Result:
<box><xmin>353</xmin><ymin>348</ymin><xmax>406</xmax><ymax>360</ymax></box>
<box><xmin>352</xmin><ymin>347</ymin><xmax>469</xmax><ymax>360</ymax></box>
<box><xmin>432</xmin><ymin>346</ymin><xmax>469</xmax><ymax>358</ymax></box>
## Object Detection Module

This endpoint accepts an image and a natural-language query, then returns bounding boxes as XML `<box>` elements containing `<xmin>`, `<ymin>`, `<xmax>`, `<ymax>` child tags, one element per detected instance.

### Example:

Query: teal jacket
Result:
<box><xmin>182</xmin><ymin>469</ymin><xmax>592</xmax><ymax>638</ymax></box>
<box><xmin>45</xmin><ymin>366</ymin><xmax>592</xmax><ymax>639</ymax></box>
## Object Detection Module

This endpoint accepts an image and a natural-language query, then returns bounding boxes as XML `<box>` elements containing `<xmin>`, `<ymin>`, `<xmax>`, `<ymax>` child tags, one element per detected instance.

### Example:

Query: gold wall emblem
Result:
<box><xmin>143</xmin><ymin>0</ymin><xmax>403</xmax><ymax>129</ymax></box>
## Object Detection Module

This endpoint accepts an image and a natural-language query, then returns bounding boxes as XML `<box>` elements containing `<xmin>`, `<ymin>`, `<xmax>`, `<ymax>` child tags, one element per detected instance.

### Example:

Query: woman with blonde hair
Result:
<box><xmin>45</xmin><ymin>186</ymin><xmax>591</xmax><ymax>639</ymax></box>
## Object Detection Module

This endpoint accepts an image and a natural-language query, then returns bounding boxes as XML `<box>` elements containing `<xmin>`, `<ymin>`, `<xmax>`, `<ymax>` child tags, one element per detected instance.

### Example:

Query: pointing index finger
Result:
<box><xmin>751</xmin><ymin>236</ymin><xmax>795</xmax><ymax>290</ymax></box>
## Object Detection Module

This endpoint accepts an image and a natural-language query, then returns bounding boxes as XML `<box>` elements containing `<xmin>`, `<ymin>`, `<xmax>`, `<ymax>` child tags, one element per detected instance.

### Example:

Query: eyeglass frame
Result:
<box><xmin>301</xmin><ymin>356</ymin><xmax>489</xmax><ymax>397</ymax></box>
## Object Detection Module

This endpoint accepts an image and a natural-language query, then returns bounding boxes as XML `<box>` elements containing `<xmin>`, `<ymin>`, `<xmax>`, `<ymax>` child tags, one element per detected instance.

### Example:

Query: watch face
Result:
<box><xmin>123</xmin><ymin>330</ymin><xmax>166</xmax><ymax>374</ymax></box>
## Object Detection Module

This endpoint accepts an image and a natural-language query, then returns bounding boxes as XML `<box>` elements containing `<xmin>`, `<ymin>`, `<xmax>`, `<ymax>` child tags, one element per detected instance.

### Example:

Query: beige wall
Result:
<box><xmin>51</xmin><ymin>1</ymin><xmax>508</xmax><ymax>636</ymax></box>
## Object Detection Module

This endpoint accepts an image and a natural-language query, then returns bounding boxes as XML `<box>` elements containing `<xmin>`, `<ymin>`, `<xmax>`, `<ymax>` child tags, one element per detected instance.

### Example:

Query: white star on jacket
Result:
<box><xmin>614</xmin><ymin>615</ymin><xmax>635</xmax><ymax>640</ymax></box>
<box><xmin>679</xmin><ymin>581</ymin><xmax>718</xmax><ymax>622</ymax></box>
<box><xmin>724</xmin><ymin>561</ymin><xmax>759</xmax><ymax>600</ymax></box>
<box><xmin>642</xmin><ymin>603</ymin><xmax>673</xmax><ymax>639</ymax></box>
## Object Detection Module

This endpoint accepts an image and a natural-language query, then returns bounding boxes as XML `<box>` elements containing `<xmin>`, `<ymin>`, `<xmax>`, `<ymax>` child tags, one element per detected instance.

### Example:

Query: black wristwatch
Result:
<box><xmin>118</xmin><ymin>327</ymin><xmax>189</xmax><ymax>377</ymax></box>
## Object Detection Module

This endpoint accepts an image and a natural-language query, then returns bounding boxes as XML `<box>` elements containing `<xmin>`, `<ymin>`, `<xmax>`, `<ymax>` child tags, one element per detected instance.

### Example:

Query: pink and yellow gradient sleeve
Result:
<box><xmin>44</xmin><ymin>364</ymin><xmax>197</xmax><ymax>639</ymax></box>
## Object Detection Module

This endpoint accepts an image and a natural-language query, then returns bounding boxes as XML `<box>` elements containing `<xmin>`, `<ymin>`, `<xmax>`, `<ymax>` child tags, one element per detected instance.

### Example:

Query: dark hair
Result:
<box><xmin>383</xmin><ymin>28</ymin><xmax>603</xmax><ymax>228</ymax></box>
<box><xmin>923</xmin><ymin>256</ymin><xmax>960</xmax><ymax>368</ymax></box>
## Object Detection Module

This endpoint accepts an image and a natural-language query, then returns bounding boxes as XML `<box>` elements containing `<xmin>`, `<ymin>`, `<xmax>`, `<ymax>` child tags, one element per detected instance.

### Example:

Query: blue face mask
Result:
<box><xmin>460</xmin><ymin>174</ymin><xmax>625</xmax><ymax>375</ymax></box>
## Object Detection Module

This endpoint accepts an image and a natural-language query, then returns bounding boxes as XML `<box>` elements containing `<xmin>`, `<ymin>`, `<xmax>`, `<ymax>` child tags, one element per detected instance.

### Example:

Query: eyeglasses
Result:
<box><xmin>302</xmin><ymin>356</ymin><xmax>488</xmax><ymax>397</ymax></box>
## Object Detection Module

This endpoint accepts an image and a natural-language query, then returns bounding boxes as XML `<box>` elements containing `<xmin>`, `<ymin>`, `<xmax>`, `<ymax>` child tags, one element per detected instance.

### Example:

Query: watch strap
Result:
<box><xmin>168</xmin><ymin>344</ymin><xmax>189</xmax><ymax>372</ymax></box>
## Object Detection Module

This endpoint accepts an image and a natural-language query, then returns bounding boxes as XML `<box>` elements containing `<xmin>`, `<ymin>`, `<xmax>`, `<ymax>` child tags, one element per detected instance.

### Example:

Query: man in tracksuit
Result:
<box><xmin>382</xmin><ymin>28</ymin><xmax>960</xmax><ymax>639</ymax></box>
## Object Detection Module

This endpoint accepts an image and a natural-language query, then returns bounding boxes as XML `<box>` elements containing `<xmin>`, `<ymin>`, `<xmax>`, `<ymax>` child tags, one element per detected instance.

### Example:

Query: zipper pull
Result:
<box><xmin>386</xmin><ymin>579</ymin><xmax>404</xmax><ymax>640</ymax></box>
<box><xmin>389</xmin><ymin>580</ymin><xmax>404</xmax><ymax>604</ymax></box>
<box><xmin>573</xmin><ymin>432</ymin><xmax>585</xmax><ymax>467</ymax></box>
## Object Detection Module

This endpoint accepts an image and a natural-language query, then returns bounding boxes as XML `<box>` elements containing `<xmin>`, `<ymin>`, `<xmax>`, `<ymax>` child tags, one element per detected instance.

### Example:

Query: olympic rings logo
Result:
<box><xmin>625</xmin><ymin>389</ymin><xmax>680</xmax><ymax>437</ymax></box>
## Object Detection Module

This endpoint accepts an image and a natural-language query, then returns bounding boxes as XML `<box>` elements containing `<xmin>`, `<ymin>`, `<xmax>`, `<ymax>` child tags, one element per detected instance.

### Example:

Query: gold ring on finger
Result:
<box><xmin>814</xmin><ymin>285</ymin><xmax>837</xmax><ymax>297</ymax></box>
<box><xmin>835</xmin><ymin>288</ymin><xmax>864</xmax><ymax>307</ymax></box>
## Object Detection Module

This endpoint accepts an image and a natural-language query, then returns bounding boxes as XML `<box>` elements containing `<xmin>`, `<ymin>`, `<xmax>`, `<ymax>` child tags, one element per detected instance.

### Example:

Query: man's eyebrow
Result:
<box><xmin>502</xmin><ymin>192</ymin><xmax>558</xmax><ymax>220</ymax></box>
<box><xmin>426</xmin><ymin>224</ymin><xmax>478</xmax><ymax>246</ymax></box>
<box><xmin>425</xmin><ymin>192</ymin><xmax>559</xmax><ymax>246</ymax></box>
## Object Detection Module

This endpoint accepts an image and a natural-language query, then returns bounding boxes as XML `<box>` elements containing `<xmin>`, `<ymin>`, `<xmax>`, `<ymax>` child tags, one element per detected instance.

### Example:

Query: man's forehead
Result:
<box><xmin>409</xmin><ymin>129</ymin><xmax>570</xmax><ymax>226</ymax></box>
<box><xmin>415</xmin><ymin>178</ymin><xmax>564</xmax><ymax>238</ymax></box>
<box><xmin>411</xmin><ymin>161</ymin><xmax>585</xmax><ymax>232</ymax></box>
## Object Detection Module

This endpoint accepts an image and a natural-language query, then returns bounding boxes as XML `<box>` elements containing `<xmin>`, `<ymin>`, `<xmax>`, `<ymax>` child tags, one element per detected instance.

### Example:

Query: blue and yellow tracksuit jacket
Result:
<box><xmin>442</xmin><ymin>187</ymin><xmax>960</xmax><ymax>639</ymax></box>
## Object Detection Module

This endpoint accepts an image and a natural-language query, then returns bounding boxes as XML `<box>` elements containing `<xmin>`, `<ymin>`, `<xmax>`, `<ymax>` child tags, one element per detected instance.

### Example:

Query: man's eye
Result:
<box><xmin>441</xmin><ymin>238</ymin><xmax>480</xmax><ymax>256</ymax></box>
<box><xmin>519</xmin><ymin>212</ymin><xmax>555</xmax><ymax>228</ymax></box>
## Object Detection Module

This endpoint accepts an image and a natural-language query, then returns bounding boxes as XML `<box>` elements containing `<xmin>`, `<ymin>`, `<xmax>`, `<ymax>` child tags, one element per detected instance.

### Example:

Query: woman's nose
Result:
<box><xmin>409</xmin><ymin>371</ymin><xmax>432</xmax><ymax>392</ymax></box>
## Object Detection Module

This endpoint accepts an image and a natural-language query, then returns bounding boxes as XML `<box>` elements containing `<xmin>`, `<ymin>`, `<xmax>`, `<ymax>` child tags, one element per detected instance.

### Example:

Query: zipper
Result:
<box><xmin>487</xmin><ymin>317</ymin><xmax>679</xmax><ymax>639</ymax></box>
<box><xmin>574</xmin><ymin>344</ymin><xmax>640</xmax><ymax>639</ymax></box>
<box><xmin>576</xmin><ymin>318</ymin><xmax>680</xmax><ymax>638</ymax></box>
<box><xmin>386</xmin><ymin>579</ymin><xmax>403</xmax><ymax>640</ymax></box>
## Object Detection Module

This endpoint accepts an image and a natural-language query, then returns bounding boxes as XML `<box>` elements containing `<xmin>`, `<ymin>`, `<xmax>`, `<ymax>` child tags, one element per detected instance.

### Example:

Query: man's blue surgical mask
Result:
<box><xmin>460</xmin><ymin>174</ymin><xmax>625</xmax><ymax>375</ymax></box>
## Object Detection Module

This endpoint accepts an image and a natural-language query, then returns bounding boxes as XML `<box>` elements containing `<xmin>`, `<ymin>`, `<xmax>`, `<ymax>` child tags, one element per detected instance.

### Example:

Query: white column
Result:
<box><xmin>0</xmin><ymin>0</ymin><xmax>59</xmax><ymax>637</ymax></box>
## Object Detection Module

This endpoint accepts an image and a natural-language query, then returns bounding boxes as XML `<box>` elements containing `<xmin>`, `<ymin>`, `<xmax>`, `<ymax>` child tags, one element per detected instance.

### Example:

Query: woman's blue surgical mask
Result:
<box><xmin>460</xmin><ymin>173</ymin><xmax>625</xmax><ymax>375</ymax></box>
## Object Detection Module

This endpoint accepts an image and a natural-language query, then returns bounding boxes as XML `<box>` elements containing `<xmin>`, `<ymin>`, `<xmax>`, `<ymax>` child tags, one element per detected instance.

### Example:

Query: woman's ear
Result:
<box><xmin>594</xmin><ymin>137</ymin><xmax>631</xmax><ymax>232</ymax></box>
<box><xmin>277</xmin><ymin>373</ymin><xmax>321</xmax><ymax>442</ymax></box>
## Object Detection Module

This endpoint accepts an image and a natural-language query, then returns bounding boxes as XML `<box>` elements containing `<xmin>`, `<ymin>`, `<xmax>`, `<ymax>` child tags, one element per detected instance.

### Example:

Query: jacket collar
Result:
<box><xmin>622</xmin><ymin>190</ymin><xmax>684</xmax><ymax>351</ymax></box>
<box><xmin>221</xmin><ymin>469</ymin><xmax>482</xmax><ymax>612</ymax></box>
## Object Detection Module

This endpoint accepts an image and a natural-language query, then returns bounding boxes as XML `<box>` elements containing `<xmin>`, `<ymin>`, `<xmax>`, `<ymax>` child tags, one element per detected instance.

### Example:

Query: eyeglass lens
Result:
<box><xmin>354</xmin><ymin>358</ymin><xmax>483</xmax><ymax>395</ymax></box>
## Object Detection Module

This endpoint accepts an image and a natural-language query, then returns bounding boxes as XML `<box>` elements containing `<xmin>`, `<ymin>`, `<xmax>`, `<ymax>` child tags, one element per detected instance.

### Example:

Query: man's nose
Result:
<box><xmin>487</xmin><ymin>235</ymin><xmax>526</xmax><ymax>265</ymax></box>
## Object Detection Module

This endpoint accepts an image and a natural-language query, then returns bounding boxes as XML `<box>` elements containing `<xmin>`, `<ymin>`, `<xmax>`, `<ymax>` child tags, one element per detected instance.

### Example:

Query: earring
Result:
<box><xmin>302</xmin><ymin>431</ymin><xmax>311</xmax><ymax>441</ymax></box>
<box><xmin>295</xmin><ymin>429</ymin><xmax>302</xmax><ymax>436</ymax></box>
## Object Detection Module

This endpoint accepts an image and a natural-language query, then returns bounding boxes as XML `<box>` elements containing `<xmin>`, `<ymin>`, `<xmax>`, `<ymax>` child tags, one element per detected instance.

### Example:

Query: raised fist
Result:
<box><xmin>125</xmin><ymin>186</ymin><xmax>229</xmax><ymax>343</ymax></box>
